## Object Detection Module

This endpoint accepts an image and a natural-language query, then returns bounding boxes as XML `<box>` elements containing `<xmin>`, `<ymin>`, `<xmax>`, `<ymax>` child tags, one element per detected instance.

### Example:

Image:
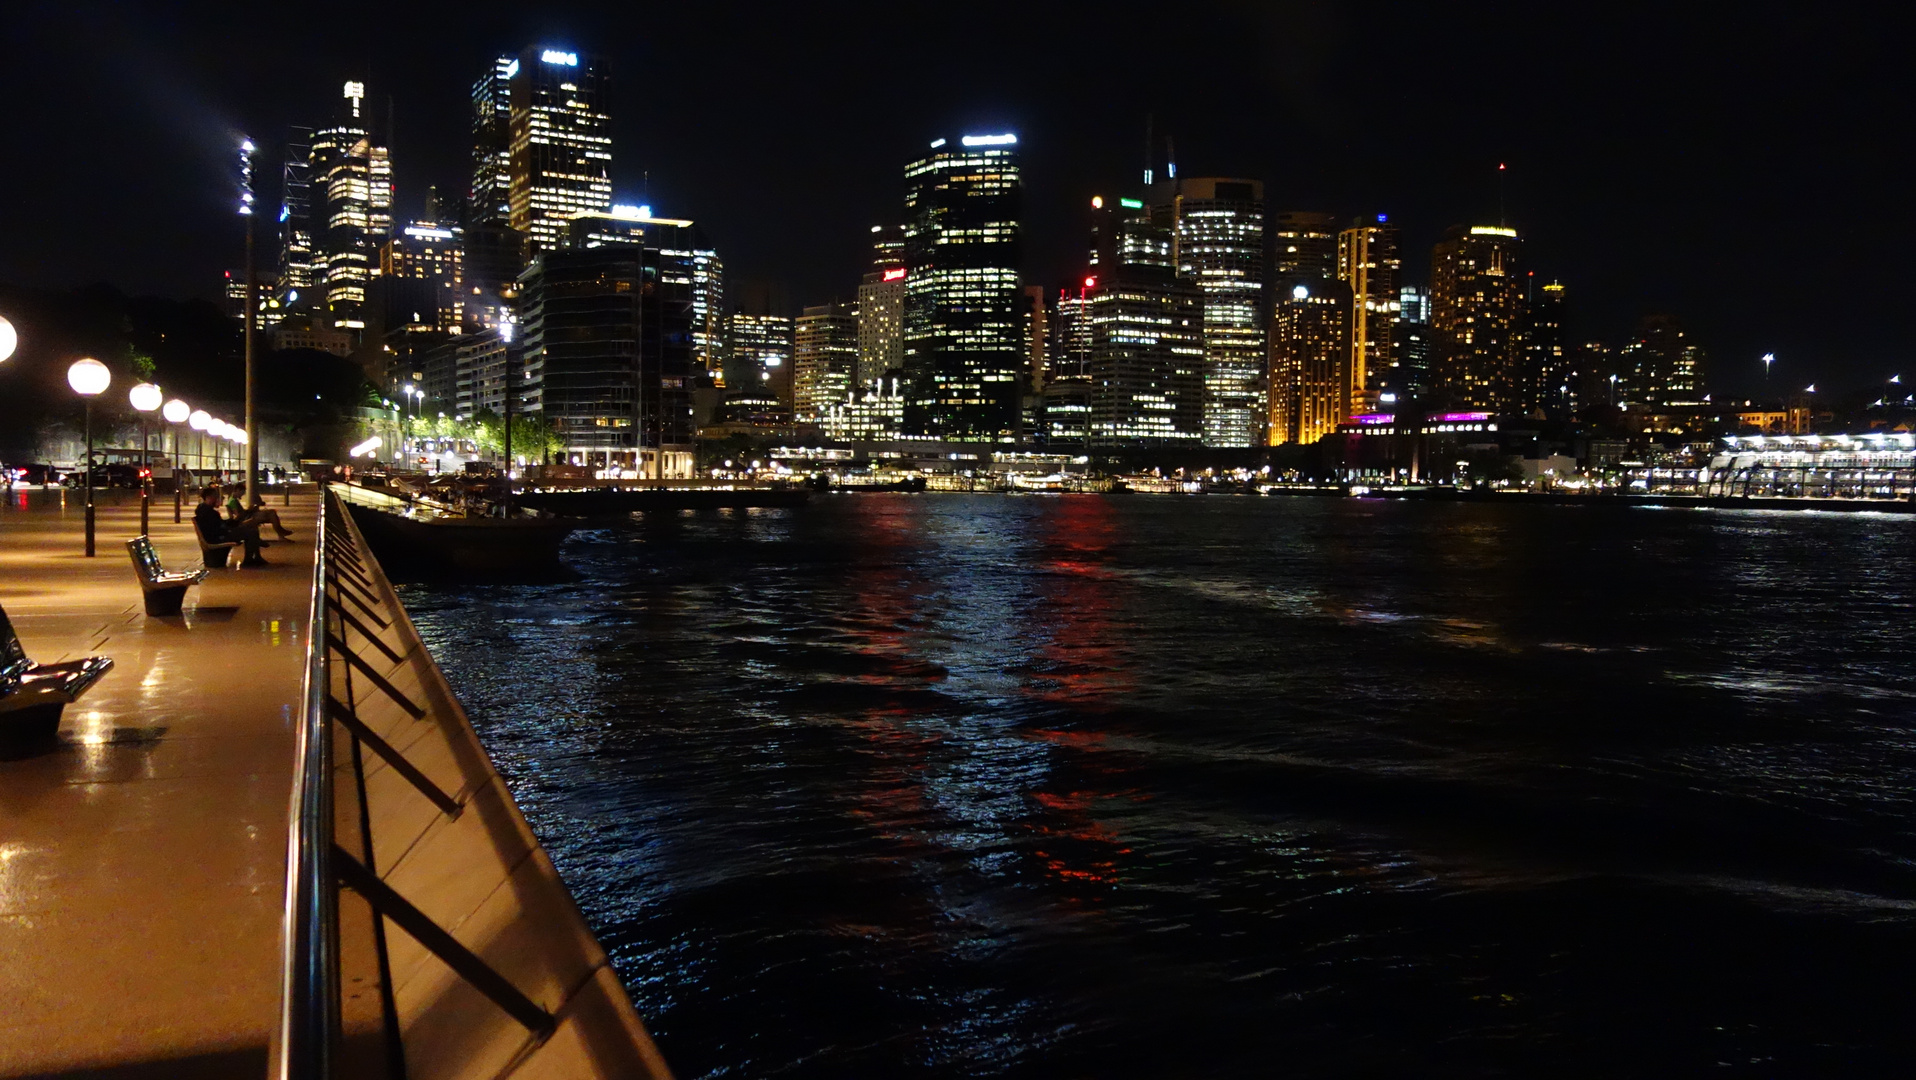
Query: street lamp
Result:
<box><xmin>164</xmin><ymin>398</ymin><xmax>189</xmax><ymax>521</ymax></box>
<box><xmin>1763</xmin><ymin>353</ymin><xmax>1774</xmax><ymax>384</ymax></box>
<box><xmin>67</xmin><ymin>358</ymin><xmax>110</xmax><ymax>556</ymax></box>
<box><xmin>129</xmin><ymin>382</ymin><xmax>161</xmax><ymax>535</ymax></box>
<box><xmin>0</xmin><ymin>313</ymin><xmax>16</xmax><ymax>364</ymax></box>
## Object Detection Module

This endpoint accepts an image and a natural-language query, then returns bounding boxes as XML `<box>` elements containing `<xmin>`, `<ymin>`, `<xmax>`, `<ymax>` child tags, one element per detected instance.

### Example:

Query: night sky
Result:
<box><xmin>3</xmin><ymin>1</ymin><xmax>1906</xmax><ymax>397</ymax></box>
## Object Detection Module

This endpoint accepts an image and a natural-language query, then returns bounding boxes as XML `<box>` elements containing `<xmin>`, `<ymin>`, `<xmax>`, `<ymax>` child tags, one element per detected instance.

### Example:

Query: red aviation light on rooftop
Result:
<box><xmin>1083</xmin><ymin>276</ymin><xmax>1097</xmax><ymax>289</ymax></box>
<box><xmin>883</xmin><ymin>267</ymin><xmax>906</xmax><ymax>282</ymax></box>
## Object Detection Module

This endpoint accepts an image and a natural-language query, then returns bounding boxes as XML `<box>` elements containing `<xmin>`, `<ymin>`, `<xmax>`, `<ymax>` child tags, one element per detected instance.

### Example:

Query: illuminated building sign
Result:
<box><xmin>1433</xmin><ymin>411</ymin><xmax>1494</xmax><ymax>423</ymax></box>
<box><xmin>541</xmin><ymin>50</ymin><xmax>579</xmax><ymax>66</ymax></box>
<box><xmin>929</xmin><ymin>138</ymin><xmax>946</xmax><ymax>148</ymax></box>
<box><xmin>1352</xmin><ymin>413</ymin><xmax>1396</xmax><ymax>425</ymax></box>
<box><xmin>611</xmin><ymin>204</ymin><xmax>652</xmax><ymax>219</ymax></box>
<box><xmin>1119</xmin><ymin>197</ymin><xmax>1144</xmax><ymax>209</ymax></box>
<box><xmin>503</xmin><ymin>59</ymin><xmax>520</xmax><ymax>78</ymax></box>
<box><xmin>1468</xmin><ymin>226</ymin><xmax>1517</xmax><ymax>237</ymax></box>
<box><xmin>883</xmin><ymin>267</ymin><xmax>906</xmax><ymax>282</ymax></box>
<box><xmin>960</xmin><ymin>133</ymin><xmax>1017</xmax><ymax>146</ymax></box>
<box><xmin>403</xmin><ymin>226</ymin><xmax>454</xmax><ymax>240</ymax></box>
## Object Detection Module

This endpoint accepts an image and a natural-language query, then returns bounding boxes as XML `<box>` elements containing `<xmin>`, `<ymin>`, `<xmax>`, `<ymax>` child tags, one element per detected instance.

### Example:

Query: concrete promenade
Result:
<box><xmin>0</xmin><ymin>486</ymin><xmax>317</xmax><ymax>1079</ymax></box>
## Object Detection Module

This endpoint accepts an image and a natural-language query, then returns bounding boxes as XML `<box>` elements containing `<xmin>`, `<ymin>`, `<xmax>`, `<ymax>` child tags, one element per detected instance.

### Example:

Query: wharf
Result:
<box><xmin>0</xmin><ymin>487</ymin><xmax>317</xmax><ymax>1078</ymax></box>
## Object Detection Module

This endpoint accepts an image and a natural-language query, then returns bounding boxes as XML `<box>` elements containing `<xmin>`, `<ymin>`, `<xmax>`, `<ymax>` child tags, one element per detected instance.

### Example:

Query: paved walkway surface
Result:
<box><xmin>0</xmin><ymin>487</ymin><xmax>317</xmax><ymax>1079</ymax></box>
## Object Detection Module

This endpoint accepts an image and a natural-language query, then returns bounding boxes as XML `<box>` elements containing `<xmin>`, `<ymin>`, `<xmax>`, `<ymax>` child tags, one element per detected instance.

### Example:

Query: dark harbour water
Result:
<box><xmin>404</xmin><ymin>495</ymin><xmax>1916</xmax><ymax>1078</ymax></box>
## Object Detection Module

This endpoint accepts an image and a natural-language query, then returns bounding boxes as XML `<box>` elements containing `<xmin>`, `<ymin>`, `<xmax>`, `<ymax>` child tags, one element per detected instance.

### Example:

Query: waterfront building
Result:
<box><xmin>1022</xmin><ymin>284</ymin><xmax>1049</xmax><ymax>391</ymax></box>
<box><xmin>1085</xmin><ymin>266</ymin><xmax>1206</xmax><ymax>445</ymax></box>
<box><xmin>727</xmin><ymin>312</ymin><xmax>796</xmax><ymax>406</ymax></box>
<box><xmin>857</xmin><ymin>267</ymin><xmax>906</xmax><ymax>390</ymax></box>
<box><xmin>1273</xmin><ymin>211</ymin><xmax>1339</xmax><ymax>279</ymax></box>
<box><xmin>309</xmin><ymin>80</ymin><xmax>393</xmax><ymax>331</ymax></box>
<box><xmin>518</xmin><ymin>243</ymin><xmax>696</xmax><ymax>475</ymax></box>
<box><xmin>820</xmin><ymin>374</ymin><xmax>907</xmax><ymax>441</ymax></box>
<box><xmin>1523</xmin><ymin>279</ymin><xmax>1572</xmax><ymax>415</ymax></box>
<box><xmin>690</xmin><ymin>246</ymin><xmax>725</xmax><ymax>385</ymax></box>
<box><xmin>1430</xmin><ymin>224</ymin><xmax>1524</xmax><ymax>412</ymax></box>
<box><xmin>794</xmin><ymin>303</ymin><xmax>859</xmax><ymax>419</ymax></box>
<box><xmin>276</xmin><ymin>125</ymin><xmax>317</xmax><ymax>304</ymax></box>
<box><xmin>1269</xmin><ymin>277</ymin><xmax>1352</xmax><ymax>445</ymax></box>
<box><xmin>509</xmin><ymin>47</ymin><xmax>612</xmax><ymax>255</ymax></box>
<box><xmin>1618</xmin><ymin>313</ymin><xmax>1707</xmax><ymax>406</ymax></box>
<box><xmin>1337</xmin><ymin>216</ymin><xmax>1401</xmax><ymax>417</ymax></box>
<box><xmin>1383</xmin><ymin>284</ymin><xmax>1433</xmax><ymax>404</ymax></box>
<box><xmin>379</xmin><ymin>224</ymin><xmax>466</xmax><ymax>334</ymax></box>
<box><xmin>1146</xmin><ymin>178</ymin><xmax>1266</xmax><ymax>448</ymax></box>
<box><xmin>903</xmin><ymin>134</ymin><xmax>1024</xmax><ymax>439</ymax></box>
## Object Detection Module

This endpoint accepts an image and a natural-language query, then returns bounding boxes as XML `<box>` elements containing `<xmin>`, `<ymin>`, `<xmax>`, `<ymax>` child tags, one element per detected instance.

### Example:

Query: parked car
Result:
<box><xmin>61</xmin><ymin>463</ymin><xmax>143</xmax><ymax>489</ymax></box>
<box><xmin>3</xmin><ymin>462</ymin><xmax>58</xmax><ymax>485</ymax></box>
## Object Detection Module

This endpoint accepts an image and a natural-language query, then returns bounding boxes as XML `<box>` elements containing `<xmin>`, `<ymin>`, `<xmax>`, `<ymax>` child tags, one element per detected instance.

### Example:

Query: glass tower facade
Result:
<box><xmin>794</xmin><ymin>303</ymin><xmax>860</xmax><ymax>420</ymax></box>
<box><xmin>508</xmin><ymin>47</ymin><xmax>612</xmax><ymax>255</ymax></box>
<box><xmin>1150</xmin><ymin>178</ymin><xmax>1265</xmax><ymax>448</ymax></box>
<box><xmin>903</xmin><ymin>134</ymin><xmax>1024</xmax><ymax>440</ymax></box>
<box><xmin>276</xmin><ymin>125</ymin><xmax>316</xmax><ymax>303</ymax></box>
<box><xmin>471</xmin><ymin>56</ymin><xmax>515</xmax><ymax>228</ymax></box>
<box><xmin>1269</xmin><ymin>278</ymin><xmax>1352</xmax><ymax>446</ymax></box>
<box><xmin>1337</xmin><ymin>216</ymin><xmax>1402</xmax><ymax>418</ymax></box>
<box><xmin>310</xmin><ymin>81</ymin><xmax>391</xmax><ymax>331</ymax></box>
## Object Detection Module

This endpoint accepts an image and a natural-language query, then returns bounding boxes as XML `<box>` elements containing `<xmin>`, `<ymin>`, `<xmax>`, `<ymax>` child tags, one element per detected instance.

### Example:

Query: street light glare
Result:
<box><xmin>0</xmin><ymin>314</ymin><xmax>16</xmax><ymax>363</ymax></box>
<box><xmin>188</xmin><ymin>409</ymin><xmax>211</xmax><ymax>431</ymax></box>
<box><xmin>67</xmin><ymin>358</ymin><xmax>110</xmax><ymax>396</ymax></box>
<box><xmin>129</xmin><ymin>382</ymin><xmax>163</xmax><ymax>412</ymax></box>
<box><xmin>163</xmin><ymin>399</ymin><xmax>190</xmax><ymax>424</ymax></box>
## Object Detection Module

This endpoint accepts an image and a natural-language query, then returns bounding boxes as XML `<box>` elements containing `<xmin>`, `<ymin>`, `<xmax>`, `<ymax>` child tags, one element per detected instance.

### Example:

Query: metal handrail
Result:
<box><xmin>274</xmin><ymin>486</ymin><xmax>337</xmax><ymax>1079</ymax></box>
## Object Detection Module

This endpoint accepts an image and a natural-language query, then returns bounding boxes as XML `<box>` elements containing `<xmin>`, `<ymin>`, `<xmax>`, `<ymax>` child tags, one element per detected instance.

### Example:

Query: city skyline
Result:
<box><xmin>2</xmin><ymin>3</ymin><xmax>1909</xmax><ymax>398</ymax></box>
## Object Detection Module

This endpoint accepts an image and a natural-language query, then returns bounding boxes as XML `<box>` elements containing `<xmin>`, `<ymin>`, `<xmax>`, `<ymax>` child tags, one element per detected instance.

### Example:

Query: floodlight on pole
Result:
<box><xmin>67</xmin><ymin>358</ymin><xmax>109</xmax><ymax>556</ymax></box>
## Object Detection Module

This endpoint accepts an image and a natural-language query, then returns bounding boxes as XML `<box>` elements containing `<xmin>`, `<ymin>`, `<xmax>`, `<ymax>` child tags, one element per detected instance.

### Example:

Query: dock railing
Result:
<box><xmin>273</xmin><ymin>486</ymin><xmax>672</xmax><ymax>1079</ymax></box>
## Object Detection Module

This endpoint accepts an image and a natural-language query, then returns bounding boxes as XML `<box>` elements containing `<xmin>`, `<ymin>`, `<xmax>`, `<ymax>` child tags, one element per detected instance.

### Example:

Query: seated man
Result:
<box><xmin>195</xmin><ymin>486</ymin><xmax>265</xmax><ymax>566</ymax></box>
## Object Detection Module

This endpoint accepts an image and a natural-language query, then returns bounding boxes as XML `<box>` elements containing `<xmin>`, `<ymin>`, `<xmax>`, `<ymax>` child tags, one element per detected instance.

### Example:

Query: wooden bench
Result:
<box><xmin>193</xmin><ymin>517</ymin><xmax>242</xmax><ymax>569</ymax></box>
<box><xmin>126</xmin><ymin>535</ymin><xmax>208</xmax><ymax>616</ymax></box>
<box><xmin>0</xmin><ymin>602</ymin><xmax>113</xmax><ymax>743</ymax></box>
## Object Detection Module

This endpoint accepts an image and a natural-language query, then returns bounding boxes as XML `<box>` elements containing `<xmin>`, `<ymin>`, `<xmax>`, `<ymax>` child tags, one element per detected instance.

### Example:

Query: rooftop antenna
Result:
<box><xmin>1498</xmin><ymin>162</ymin><xmax>1507</xmax><ymax>227</ymax></box>
<box><xmin>1143</xmin><ymin>113</ymin><xmax>1154</xmax><ymax>187</ymax></box>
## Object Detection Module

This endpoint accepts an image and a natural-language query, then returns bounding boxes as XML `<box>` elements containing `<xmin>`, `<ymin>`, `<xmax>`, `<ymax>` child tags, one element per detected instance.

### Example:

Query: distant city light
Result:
<box><xmin>928</xmin><ymin>138</ymin><xmax>946</xmax><ymax>148</ymax></box>
<box><xmin>1084</xmin><ymin>276</ymin><xmax>1097</xmax><ymax>289</ymax></box>
<box><xmin>960</xmin><ymin>133</ymin><xmax>1017</xmax><ymax>146</ymax></box>
<box><xmin>1292</xmin><ymin>284</ymin><xmax>1310</xmax><ymax>300</ymax></box>
<box><xmin>1377</xmin><ymin>213</ymin><xmax>1389</xmax><ymax>223</ymax></box>
<box><xmin>348</xmin><ymin>436</ymin><xmax>383</xmax><ymax>458</ymax></box>
<box><xmin>541</xmin><ymin>49</ymin><xmax>578</xmax><ymax>66</ymax></box>
<box><xmin>1091</xmin><ymin>196</ymin><xmax>1103</xmax><ymax>209</ymax></box>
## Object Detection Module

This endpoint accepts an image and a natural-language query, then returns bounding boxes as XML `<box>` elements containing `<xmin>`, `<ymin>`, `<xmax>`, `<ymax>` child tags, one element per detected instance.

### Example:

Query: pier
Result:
<box><xmin>0</xmin><ymin>487</ymin><xmax>667</xmax><ymax>1078</ymax></box>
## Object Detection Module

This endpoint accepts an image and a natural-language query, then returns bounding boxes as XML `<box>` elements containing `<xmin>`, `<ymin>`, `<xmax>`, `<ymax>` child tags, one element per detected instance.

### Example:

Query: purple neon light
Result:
<box><xmin>1353</xmin><ymin>413</ymin><xmax>1396</xmax><ymax>425</ymax></box>
<box><xmin>1433</xmin><ymin>411</ymin><xmax>1493</xmax><ymax>423</ymax></box>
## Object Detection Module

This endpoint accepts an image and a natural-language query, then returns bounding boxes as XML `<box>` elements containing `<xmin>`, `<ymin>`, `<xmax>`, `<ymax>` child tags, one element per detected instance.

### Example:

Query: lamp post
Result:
<box><xmin>239</xmin><ymin>137</ymin><xmax>261</xmax><ymax>508</ymax></box>
<box><xmin>67</xmin><ymin>358</ymin><xmax>110</xmax><ymax>556</ymax></box>
<box><xmin>164</xmin><ymin>398</ymin><xmax>189</xmax><ymax>521</ymax></box>
<box><xmin>129</xmin><ymin>382</ymin><xmax>161</xmax><ymax>535</ymax></box>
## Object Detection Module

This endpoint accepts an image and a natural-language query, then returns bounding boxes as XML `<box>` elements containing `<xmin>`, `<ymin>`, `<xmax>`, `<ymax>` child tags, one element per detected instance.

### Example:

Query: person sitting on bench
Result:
<box><xmin>219</xmin><ymin>484</ymin><xmax>295</xmax><ymax>540</ymax></box>
<box><xmin>195</xmin><ymin>487</ymin><xmax>265</xmax><ymax>566</ymax></box>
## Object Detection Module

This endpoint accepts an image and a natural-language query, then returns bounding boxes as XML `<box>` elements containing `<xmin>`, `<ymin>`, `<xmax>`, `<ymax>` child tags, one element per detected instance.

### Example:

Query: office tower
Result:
<box><xmin>1269</xmin><ymin>278</ymin><xmax>1352</xmax><ymax>445</ymax></box>
<box><xmin>309</xmin><ymin>81</ymin><xmax>392</xmax><ymax>331</ymax></box>
<box><xmin>379</xmin><ymin>224</ymin><xmax>466</xmax><ymax>333</ymax></box>
<box><xmin>1085</xmin><ymin>270</ymin><xmax>1206</xmax><ymax>445</ymax></box>
<box><xmin>727</xmin><ymin>312</ymin><xmax>796</xmax><ymax>405</ymax></box>
<box><xmin>1385</xmin><ymin>284</ymin><xmax>1434</xmax><ymax>403</ymax></box>
<box><xmin>1430</xmin><ymin>224</ymin><xmax>1523</xmax><ymax>412</ymax></box>
<box><xmin>1273</xmin><ymin>212</ymin><xmax>1339</xmax><ymax>279</ymax></box>
<box><xmin>857</xmin><ymin>266</ymin><xmax>906</xmax><ymax>388</ymax></box>
<box><xmin>1022</xmin><ymin>285</ymin><xmax>1049</xmax><ymax>390</ymax></box>
<box><xmin>276</xmin><ymin>125</ymin><xmax>316</xmax><ymax>303</ymax></box>
<box><xmin>793</xmin><ymin>303</ymin><xmax>859</xmax><ymax>419</ymax></box>
<box><xmin>225</xmin><ymin>270</ymin><xmax>281</xmax><ymax>325</ymax></box>
<box><xmin>1618</xmin><ymin>313</ymin><xmax>1705</xmax><ymax>406</ymax></box>
<box><xmin>1337</xmin><ymin>216</ymin><xmax>1401</xmax><ymax>417</ymax></box>
<box><xmin>519</xmin><ymin>244</ymin><xmax>696</xmax><ymax>476</ymax></box>
<box><xmin>903</xmin><ymin>133</ymin><xmax>1024</xmax><ymax>439</ymax></box>
<box><xmin>508</xmin><ymin>47</ymin><xmax>612</xmax><ymax>255</ymax></box>
<box><xmin>1147</xmin><ymin>178</ymin><xmax>1265</xmax><ymax>448</ymax></box>
<box><xmin>1523</xmin><ymin>279</ymin><xmax>1571</xmax><ymax>415</ymax></box>
<box><xmin>869</xmin><ymin>224</ymin><xmax>904</xmax><ymax>271</ymax></box>
<box><xmin>471</xmin><ymin>56</ymin><xmax>514</xmax><ymax>227</ymax></box>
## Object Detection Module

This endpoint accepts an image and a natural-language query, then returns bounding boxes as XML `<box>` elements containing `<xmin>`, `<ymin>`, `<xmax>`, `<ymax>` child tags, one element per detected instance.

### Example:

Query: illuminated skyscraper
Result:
<box><xmin>687</xmin><ymin>247</ymin><xmax>725</xmax><ymax>384</ymax></box>
<box><xmin>1149</xmin><ymin>178</ymin><xmax>1265</xmax><ymax>447</ymax></box>
<box><xmin>1269</xmin><ymin>278</ymin><xmax>1351</xmax><ymax>445</ymax></box>
<box><xmin>379</xmin><ymin>224</ymin><xmax>466</xmax><ymax>333</ymax></box>
<box><xmin>727</xmin><ymin>313</ymin><xmax>795</xmax><ymax>405</ymax></box>
<box><xmin>794</xmin><ymin>303</ymin><xmax>859</xmax><ymax>419</ymax></box>
<box><xmin>857</xmin><ymin>267</ymin><xmax>906</xmax><ymax>389</ymax></box>
<box><xmin>903</xmin><ymin>134</ymin><xmax>1023</xmax><ymax>439</ymax></box>
<box><xmin>1618</xmin><ymin>313</ymin><xmax>1706</xmax><ymax>406</ymax></box>
<box><xmin>1385</xmin><ymin>284</ymin><xmax>1434</xmax><ymax>403</ymax></box>
<box><xmin>1273</xmin><ymin>212</ymin><xmax>1338</xmax><ymax>278</ymax></box>
<box><xmin>471</xmin><ymin>56</ymin><xmax>515</xmax><ymax>228</ymax></box>
<box><xmin>276</xmin><ymin>125</ymin><xmax>316</xmax><ymax>304</ymax></box>
<box><xmin>508</xmin><ymin>47</ymin><xmax>612</xmax><ymax>255</ymax></box>
<box><xmin>1430</xmin><ymin>224</ymin><xmax>1524</xmax><ymax>411</ymax></box>
<box><xmin>1085</xmin><ymin>267</ymin><xmax>1206</xmax><ymax>446</ymax></box>
<box><xmin>308</xmin><ymin>82</ymin><xmax>392</xmax><ymax>331</ymax></box>
<box><xmin>1337</xmin><ymin>216</ymin><xmax>1400</xmax><ymax>417</ymax></box>
<box><xmin>1523</xmin><ymin>278</ymin><xmax>1571</xmax><ymax>414</ymax></box>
